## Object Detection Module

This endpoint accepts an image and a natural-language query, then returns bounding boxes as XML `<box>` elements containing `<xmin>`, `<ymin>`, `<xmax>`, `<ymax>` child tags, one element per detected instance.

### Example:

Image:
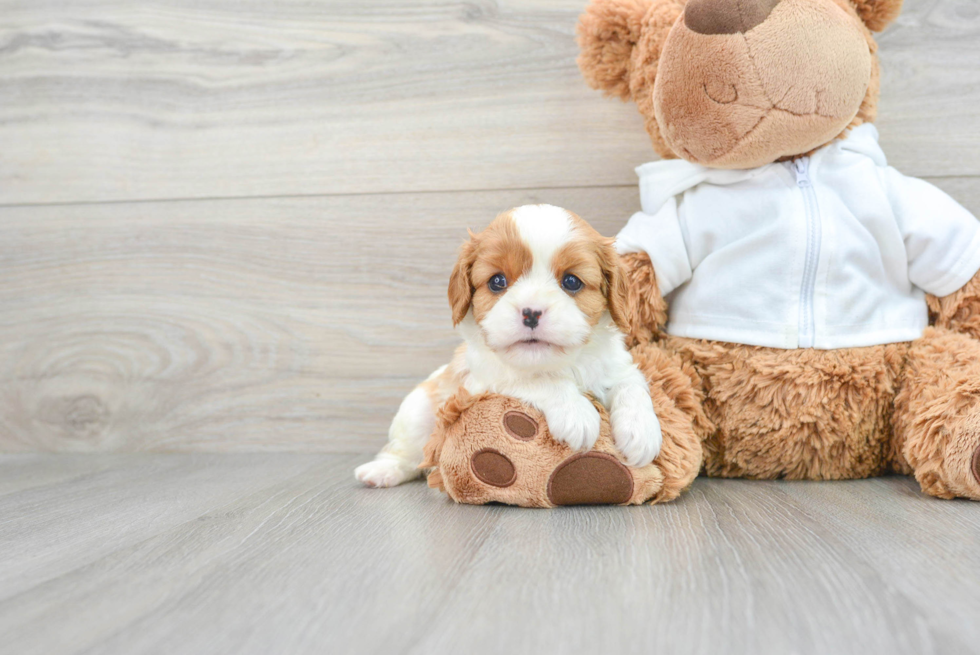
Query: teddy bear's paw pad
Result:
<box><xmin>972</xmin><ymin>443</ymin><xmax>980</xmax><ymax>487</ymax></box>
<box><xmin>471</xmin><ymin>449</ymin><xmax>517</xmax><ymax>487</ymax></box>
<box><xmin>503</xmin><ymin>411</ymin><xmax>538</xmax><ymax>441</ymax></box>
<box><xmin>547</xmin><ymin>452</ymin><xmax>634</xmax><ymax>506</ymax></box>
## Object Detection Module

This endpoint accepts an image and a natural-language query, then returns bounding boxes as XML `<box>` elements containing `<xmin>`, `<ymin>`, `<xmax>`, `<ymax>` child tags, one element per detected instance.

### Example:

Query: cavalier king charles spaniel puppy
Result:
<box><xmin>355</xmin><ymin>204</ymin><xmax>661</xmax><ymax>488</ymax></box>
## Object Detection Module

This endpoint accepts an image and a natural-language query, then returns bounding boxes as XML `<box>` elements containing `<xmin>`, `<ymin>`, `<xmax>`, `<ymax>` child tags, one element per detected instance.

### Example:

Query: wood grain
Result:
<box><xmin>0</xmin><ymin>453</ymin><xmax>324</xmax><ymax>602</ymax></box>
<box><xmin>416</xmin><ymin>478</ymin><xmax>974</xmax><ymax>655</ymax></box>
<box><xmin>0</xmin><ymin>0</ymin><xmax>978</xmax><ymax>205</ymax></box>
<box><xmin>1</xmin><ymin>0</ymin><xmax>979</xmax><ymax>455</ymax></box>
<box><xmin>0</xmin><ymin>454</ymin><xmax>120</xmax><ymax>497</ymax></box>
<box><xmin>0</xmin><ymin>186</ymin><xmax>642</xmax><ymax>453</ymax></box>
<box><xmin>1</xmin><ymin>180</ymin><xmax>978</xmax><ymax>453</ymax></box>
<box><xmin>0</xmin><ymin>454</ymin><xmax>978</xmax><ymax>655</ymax></box>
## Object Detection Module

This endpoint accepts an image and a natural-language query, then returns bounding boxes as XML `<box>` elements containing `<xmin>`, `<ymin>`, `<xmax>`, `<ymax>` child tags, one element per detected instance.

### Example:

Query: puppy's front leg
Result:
<box><xmin>515</xmin><ymin>380</ymin><xmax>602</xmax><ymax>452</ymax></box>
<box><xmin>355</xmin><ymin>368</ymin><xmax>444</xmax><ymax>488</ymax></box>
<box><xmin>609</xmin><ymin>367</ymin><xmax>662</xmax><ymax>467</ymax></box>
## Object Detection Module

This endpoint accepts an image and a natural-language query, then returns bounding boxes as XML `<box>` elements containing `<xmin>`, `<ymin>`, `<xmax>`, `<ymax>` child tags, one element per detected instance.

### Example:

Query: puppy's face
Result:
<box><xmin>449</xmin><ymin>205</ymin><xmax>629</xmax><ymax>370</ymax></box>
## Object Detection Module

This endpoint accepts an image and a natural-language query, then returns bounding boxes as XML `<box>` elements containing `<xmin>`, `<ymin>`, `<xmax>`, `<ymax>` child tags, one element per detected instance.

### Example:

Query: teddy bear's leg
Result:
<box><xmin>893</xmin><ymin>326</ymin><xmax>980</xmax><ymax>500</ymax></box>
<box><xmin>666</xmin><ymin>336</ymin><xmax>905</xmax><ymax>480</ymax></box>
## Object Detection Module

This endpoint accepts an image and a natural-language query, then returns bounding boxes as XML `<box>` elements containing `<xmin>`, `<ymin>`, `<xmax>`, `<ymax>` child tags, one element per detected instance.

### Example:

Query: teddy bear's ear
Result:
<box><xmin>576</xmin><ymin>0</ymin><xmax>653</xmax><ymax>100</ymax></box>
<box><xmin>849</xmin><ymin>0</ymin><xmax>903</xmax><ymax>32</ymax></box>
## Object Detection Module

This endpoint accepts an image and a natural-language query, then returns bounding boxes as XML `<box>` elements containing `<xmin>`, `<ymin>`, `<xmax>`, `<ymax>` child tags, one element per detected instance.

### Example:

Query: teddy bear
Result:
<box><xmin>423</xmin><ymin>0</ymin><xmax>980</xmax><ymax>505</ymax></box>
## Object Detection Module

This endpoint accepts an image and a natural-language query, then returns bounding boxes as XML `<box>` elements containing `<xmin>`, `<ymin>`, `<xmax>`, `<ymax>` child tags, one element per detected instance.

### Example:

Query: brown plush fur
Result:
<box><xmin>620</xmin><ymin>254</ymin><xmax>980</xmax><ymax>500</ymax></box>
<box><xmin>621</xmin><ymin>251</ymin><xmax>669</xmax><ymax>346</ymax></box>
<box><xmin>893</xmin><ymin>328</ymin><xmax>980</xmax><ymax>499</ymax></box>
<box><xmin>850</xmin><ymin>0</ymin><xmax>904</xmax><ymax>32</ymax></box>
<box><xmin>664</xmin><ymin>336</ymin><xmax>907</xmax><ymax>480</ymax></box>
<box><xmin>927</xmin><ymin>270</ymin><xmax>980</xmax><ymax>342</ymax></box>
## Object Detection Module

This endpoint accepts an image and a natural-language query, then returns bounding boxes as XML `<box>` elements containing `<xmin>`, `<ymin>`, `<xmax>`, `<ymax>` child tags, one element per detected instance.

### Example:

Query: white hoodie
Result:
<box><xmin>616</xmin><ymin>124</ymin><xmax>980</xmax><ymax>350</ymax></box>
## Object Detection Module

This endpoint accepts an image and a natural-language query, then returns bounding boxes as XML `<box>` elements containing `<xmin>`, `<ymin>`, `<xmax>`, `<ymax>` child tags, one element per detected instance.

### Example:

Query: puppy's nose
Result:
<box><xmin>685</xmin><ymin>0</ymin><xmax>782</xmax><ymax>34</ymax></box>
<box><xmin>522</xmin><ymin>308</ymin><xmax>542</xmax><ymax>329</ymax></box>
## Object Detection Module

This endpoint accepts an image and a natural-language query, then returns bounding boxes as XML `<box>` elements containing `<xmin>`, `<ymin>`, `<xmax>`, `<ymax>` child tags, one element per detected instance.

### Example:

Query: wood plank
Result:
<box><xmin>2</xmin><ymin>180</ymin><xmax>978</xmax><ymax>453</ymax></box>
<box><xmin>0</xmin><ymin>453</ymin><xmax>500</xmax><ymax>655</ymax></box>
<box><xmin>0</xmin><ymin>453</ymin><xmax>328</xmax><ymax>601</ymax></box>
<box><xmin>1</xmin><ymin>455</ymin><xmax>978</xmax><ymax>655</ymax></box>
<box><xmin>0</xmin><ymin>0</ymin><xmax>978</xmax><ymax>205</ymax></box>
<box><xmin>0</xmin><ymin>454</ymin><xmax>120</xmax><ymax>497</ymax></box>
<box><xmin>412</xmin><ymin>478</ymin><xmax>977</xmax><ymax>655</ymax></box>
<box><xmin>779</xmin><ymin>476</ymin><xmax>980</xmax><ymax>650</ymax></box>
<box><xmin>0</xmin><ymin>186</ymin><xmax>639</xmax><ymax>452</ymax></box>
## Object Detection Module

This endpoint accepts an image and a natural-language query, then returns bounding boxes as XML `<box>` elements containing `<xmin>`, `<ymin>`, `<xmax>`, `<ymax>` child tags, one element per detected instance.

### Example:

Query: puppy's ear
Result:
<box><xmin>849</xmin><ymin>0</ymin><xmax>903</xmax><ymax>32</ymax></box>
<box><xmin>599</xmin><ymin>238</ymin><xmax>632</xmax><ymax>334</ymax></box>
<box><xmin>448</xmin><ymin>232</ymin><xmax>478</xmax><ymax>326</ymax></box>
<box><xmin>576</xmin><ymin>0</ymin><xmax>653</xmax><ymax>100</ymax></box>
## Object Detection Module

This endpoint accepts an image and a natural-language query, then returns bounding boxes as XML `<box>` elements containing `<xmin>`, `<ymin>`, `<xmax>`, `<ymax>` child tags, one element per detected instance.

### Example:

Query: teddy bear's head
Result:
<box><xmin>577</xmin><ymin>0</ymin><xmax>903</xmax><ymax>168</ymax></box>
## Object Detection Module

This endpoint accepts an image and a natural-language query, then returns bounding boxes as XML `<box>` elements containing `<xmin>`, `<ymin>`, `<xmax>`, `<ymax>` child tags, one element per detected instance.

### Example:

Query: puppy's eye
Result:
<box><xmin>488</xmin><ymin>273</ymin><xmax>507</xmax><ymax>293</ymax></box>
<box><xmin>561</xmin><ymin>274</ymin><xmax>583</xmax><ymax>293</ymax></box>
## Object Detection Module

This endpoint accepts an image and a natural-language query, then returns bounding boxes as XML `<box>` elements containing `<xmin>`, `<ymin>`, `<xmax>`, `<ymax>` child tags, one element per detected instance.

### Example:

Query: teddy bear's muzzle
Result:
<box><xmin>653</xmin><ymin>0</ymin><xmax>873</xmax><ymax>169</ymax></box>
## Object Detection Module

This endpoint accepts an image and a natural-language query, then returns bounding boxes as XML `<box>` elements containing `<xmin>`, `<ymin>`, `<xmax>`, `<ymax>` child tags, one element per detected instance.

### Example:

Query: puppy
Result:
<box><xmin>355</xmin><ymin>204</ymin><xmax>661</xmax><ymax>488</ymax></box>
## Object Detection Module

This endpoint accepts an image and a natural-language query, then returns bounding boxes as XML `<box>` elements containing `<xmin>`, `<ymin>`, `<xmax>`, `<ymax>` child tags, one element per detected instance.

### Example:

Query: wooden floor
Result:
<box><xmin>0</xmin><ymin>453</ymin><xmax>977</xmax><ymax>655</ymax></box>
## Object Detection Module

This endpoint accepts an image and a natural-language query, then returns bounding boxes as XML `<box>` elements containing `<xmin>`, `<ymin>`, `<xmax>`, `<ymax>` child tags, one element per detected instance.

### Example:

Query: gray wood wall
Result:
<box><xmin>1</xmin><ymin>0</ymin><xmax>978</xmax><ymax>452</ymax></box>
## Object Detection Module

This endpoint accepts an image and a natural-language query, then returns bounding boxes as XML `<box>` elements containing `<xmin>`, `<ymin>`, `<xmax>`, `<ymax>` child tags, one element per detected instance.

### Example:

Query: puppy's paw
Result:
<box><xmin>612</xmin><ymin>397</ymin><xmax>662</xmax><ymax>467</ymax></box>
<box><xmin>545</xmin><ymin>395</ymin><xmax>601</xmax><ymax>452</ymax></box>
<box><xmin>354</xmin><ymin>457</ymin><xmax>419</xmax><ymax>488</ymax></box>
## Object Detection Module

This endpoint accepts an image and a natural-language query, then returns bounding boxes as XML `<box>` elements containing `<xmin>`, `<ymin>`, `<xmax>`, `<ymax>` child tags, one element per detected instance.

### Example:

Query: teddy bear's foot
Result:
<box><xmin>950</xmin><ymin>403</ymin><xmax>980</xmax><ymax>499</ymax></box>
<box><xmin>893</xmin><ymin>327</ymin><xmax>980</xmax><ymax>501</ymax></box>
<box><xmin>904</xmin><ymin>408</ymin><xmax>980</xmax><ymax>502</ymax></box>
<box><xmin>931</xmin><ymin>422</ymin><xmax>980</xmax><ymax>501</ymax></box>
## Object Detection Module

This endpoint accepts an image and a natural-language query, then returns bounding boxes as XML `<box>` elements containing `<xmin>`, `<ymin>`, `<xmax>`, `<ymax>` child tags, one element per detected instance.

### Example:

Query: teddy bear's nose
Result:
<box><xmin>685</xmin><ymin>0</ymin><xmax>783</xmax><ymax>35</ymax></box>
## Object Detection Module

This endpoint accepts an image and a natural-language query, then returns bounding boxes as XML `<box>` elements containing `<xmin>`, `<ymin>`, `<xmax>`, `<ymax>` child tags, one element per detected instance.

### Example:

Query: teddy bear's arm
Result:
<box><xmin>620</xmin><ymin>251</ymin><xmax>669</xmax><ymax>346</ymax></box>
<box><xmin>927</xmin><ymin>269</ymin><xmax>980</xmax><ymax>342</ymax></box>
<box><xmin>884</xmin><ymin>168</ymin><xmax>980</xmax><ymax>299</ymax></box>
<box><xmin>880</xmin><ymin>169</ymin><xmax>980</xmax><ymax>341</ymax></box>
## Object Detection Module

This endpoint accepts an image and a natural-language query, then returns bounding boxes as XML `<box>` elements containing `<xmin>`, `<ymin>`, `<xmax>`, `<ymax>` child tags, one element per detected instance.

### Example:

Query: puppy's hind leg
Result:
<box><xmin>355</xmin><ymin>370</ymin><xmax>443</xmax><ymax>488</ymax></box>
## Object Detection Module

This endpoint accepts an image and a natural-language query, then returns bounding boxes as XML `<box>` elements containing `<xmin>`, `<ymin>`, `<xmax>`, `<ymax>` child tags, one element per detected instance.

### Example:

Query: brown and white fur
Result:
<box><xmin>355</xmin><ymin>204</ymin><xmax>662</xmax><ymax>488</ymax></box>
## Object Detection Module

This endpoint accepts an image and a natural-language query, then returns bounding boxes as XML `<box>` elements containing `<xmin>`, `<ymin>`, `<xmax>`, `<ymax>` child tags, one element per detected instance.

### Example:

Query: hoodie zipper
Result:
<box><xmin>794</xmin><ymin>157</ymin><xmax>820</xmax><ymax>349</ymax></box>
